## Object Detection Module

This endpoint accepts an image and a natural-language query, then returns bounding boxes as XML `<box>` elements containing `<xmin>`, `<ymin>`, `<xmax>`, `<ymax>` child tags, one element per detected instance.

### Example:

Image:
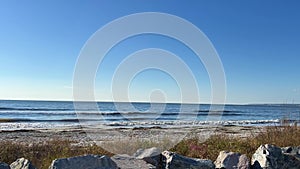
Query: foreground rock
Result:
<box><xmin>10</xmin><ymin>158</ymin><xmax>36</xmax><ymax>169</ymax></box>
<box><xmin>134</xmin><ymin>147</ymin><xmax>161</xmax><ymax>167</ymax></box>
<box><xmin>282</xmin><ymin>146</ymin><xmax>300</xmax><ymax>158</ymax></box>
<box><xmin>0</xmin><ymin>162</ymin><xmax>10</xmax><ymax>169</ymax></box>
<box><xmin>162</xmin><ymin>151</ymin><xmax>215</xmax><ymax>169</ymax></box>
<box><xmin>214</xmin><ymin>151</ymin><xmax>250</xmax><ymax>169</ymax></box>
<box><xmin>251</xmin><ymin>144</ymin><xmax>300</xmax><ymax>169</ymax></box>
<box><xmin>112</xmin><ymin>154</ymin><xmax>155</xmax><ymax>169</ymax></box>
<box><xmin>49</xmin><ymin>154</ymin><xmax>117</xmax><ymax>169</ymax></box>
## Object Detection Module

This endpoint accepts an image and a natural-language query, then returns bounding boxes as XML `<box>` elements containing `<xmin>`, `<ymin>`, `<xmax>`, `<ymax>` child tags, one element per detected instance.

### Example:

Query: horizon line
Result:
<box><xmin>0</xmin><ymin>98</ymin><xmax>299</xmax><ymax>105</ymax></box>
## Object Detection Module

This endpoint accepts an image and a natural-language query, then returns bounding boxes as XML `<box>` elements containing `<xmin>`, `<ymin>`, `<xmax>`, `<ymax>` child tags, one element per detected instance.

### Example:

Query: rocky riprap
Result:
<box><xmin>1</xmin><ymin>144</ymin><xmax>299</xmax><ymax>169</ymax></box>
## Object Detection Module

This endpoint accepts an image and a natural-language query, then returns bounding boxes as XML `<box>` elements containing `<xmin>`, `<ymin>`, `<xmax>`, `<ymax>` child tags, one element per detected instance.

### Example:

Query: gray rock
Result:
<box><xmin>49</xmin><ymin>154</ymin><xmax>117</xmax><ymax>169</ymax></box>
<box><xmin>112</xmin><ymin>154</ymin><xmax>155</xmax><ymax>169</ymax></box>
<box><xmin>162</xmin><ymin>151</ymin><xmax>215</xmax><ymax>169</ymax></box>
<box><xmin>0</xmin><ymin>162</ymin><xmax>10</xmax><ymax>169</ymax></box>
<box><xmin>214</xmin><ymin>151</ymin><xmax>250</xmax><ymax>169</ymax></box>
<box><xmin>251</xmin><ymin>144</ymin><xmax>300</xmax><ymax>169</ymax></box>
<box><xmin>10</xmin><ymin>158</ymin><xmax>36</xmax><ymax>169</ymax></box>
<box><xmin>282</xmin><ymin>146</ymin><xmax>300</xmax><ymax>158</ymax></box>
<box><xmin>134</xmin><ymin>147</ymin><xmax>161</xmax><ymax>167</ymax></box>
<box><xmin>251</xmin><ymin>144</ymin><xmax>282</xmax><ymax>169</ymax></box>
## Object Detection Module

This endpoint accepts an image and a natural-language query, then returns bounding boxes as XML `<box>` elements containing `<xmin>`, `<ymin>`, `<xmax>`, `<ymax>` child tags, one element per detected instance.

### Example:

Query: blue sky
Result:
<box><xmin>0</xmin><ymin>0</ymin><xmax>300</xmax><ymax>104</ymax></box>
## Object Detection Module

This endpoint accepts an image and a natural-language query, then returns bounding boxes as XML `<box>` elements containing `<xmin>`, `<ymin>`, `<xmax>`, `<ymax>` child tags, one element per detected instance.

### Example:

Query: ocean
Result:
<box><xmin>0</xmin><ymin>100</ymin><xmax>299</xmax><ymax>130</ymax></box>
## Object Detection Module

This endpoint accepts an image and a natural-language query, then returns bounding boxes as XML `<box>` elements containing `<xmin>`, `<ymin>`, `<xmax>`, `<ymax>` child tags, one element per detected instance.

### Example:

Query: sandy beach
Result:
<box><xmin>0</xmin><ymin>125</ymin><xmax>263</xmax><ymax>152</ymax></box>
<box><xmin>1</xmin><ymin>121</ymin><xmax>299</xmax><ymax>169</ymax></box>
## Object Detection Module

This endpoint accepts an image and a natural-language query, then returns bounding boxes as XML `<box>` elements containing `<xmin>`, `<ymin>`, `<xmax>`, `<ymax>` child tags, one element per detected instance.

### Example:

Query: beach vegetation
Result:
<box><xmin>0</xmin><ymin>125</ymin><xmax>299</xmax><ymax>169</ymax></box>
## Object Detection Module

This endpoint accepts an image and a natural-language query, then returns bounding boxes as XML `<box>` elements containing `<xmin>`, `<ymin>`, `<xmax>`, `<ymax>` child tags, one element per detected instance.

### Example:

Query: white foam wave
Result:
<box><xmin>0</xmin><ymin>119</ymin><xmax>281</xmax><ymax>130</ymax></box>
<box><xmin>105</xmin><ymin>119</ymin><xmax>281</xmax><ymax>127</ymax></box>
<box><xmin>0</xmin><ymin>122</ymin><xmax>78</xmax><ymax>131</ymax></box>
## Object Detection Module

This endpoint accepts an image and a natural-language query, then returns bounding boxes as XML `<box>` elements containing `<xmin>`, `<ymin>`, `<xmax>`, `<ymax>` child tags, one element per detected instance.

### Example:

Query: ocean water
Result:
<box><xmin>0</xmin><ymin>100</ymin><xmax>299</xmax><ymax>130</ymax></box>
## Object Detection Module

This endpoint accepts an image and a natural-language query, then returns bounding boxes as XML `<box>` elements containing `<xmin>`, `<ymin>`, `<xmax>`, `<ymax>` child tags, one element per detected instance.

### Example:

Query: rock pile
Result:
<box><xmin>0</xmin><ymin>144</ymin><xmax>299</xmax><ymax>169</ymax></box>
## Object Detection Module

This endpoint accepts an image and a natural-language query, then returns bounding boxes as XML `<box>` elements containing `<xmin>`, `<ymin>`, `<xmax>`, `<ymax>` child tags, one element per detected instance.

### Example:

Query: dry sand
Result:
<box><xmin>0</xmin><ymin>125</ymin><xmax>265</xmax><ymax>154</ymax></box>
<box><xmin>0</xmin><ymin>125</ymin><xmax>262</xmax><ymax>144</ymax></box>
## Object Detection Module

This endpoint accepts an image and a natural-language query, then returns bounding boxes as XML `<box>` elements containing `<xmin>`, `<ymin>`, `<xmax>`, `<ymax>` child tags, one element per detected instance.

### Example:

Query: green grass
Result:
<box><xmin>0</xmin><ymin>125</ymin><xmax>299</xmax><ymax>169</ymax></box>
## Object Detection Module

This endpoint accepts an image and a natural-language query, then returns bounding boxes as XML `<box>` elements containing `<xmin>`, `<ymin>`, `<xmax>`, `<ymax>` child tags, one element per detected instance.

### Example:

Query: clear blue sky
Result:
<box><xmin>0</xmin><ymin>0</ymin><xmax>300</xmax><ymax>104</ymax></box>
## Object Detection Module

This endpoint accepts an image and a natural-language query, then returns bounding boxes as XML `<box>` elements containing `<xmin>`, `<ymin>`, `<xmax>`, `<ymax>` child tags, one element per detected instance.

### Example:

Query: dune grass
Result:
<box><xmin>0</xmin><ymin>139</ymin><xmax>113</xmax><ymax>169</ymax></box>
<box><xmin>100</xmin><ymin>136</ymin><xmax>179</xmax><ymax>155</ymax></box>
<box><xmin>0</xmin><ymin>125</ymin><xmax>299</xmax><ymax>169</ymax></box>
<box><xmin>172</xmin><ymin>125</ymin><xmax>300</xmax><ymax>160</ymax></box>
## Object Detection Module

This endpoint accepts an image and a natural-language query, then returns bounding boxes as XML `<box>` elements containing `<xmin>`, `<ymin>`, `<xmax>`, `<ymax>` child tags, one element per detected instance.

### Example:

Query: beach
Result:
<box><xmin>0</xmin><ymin>125</ymin><xmax>262</xmax><ymax>152</ymax></box>
<box><xmin>1</xmin><ymin>110</ymin><xmax>299</xmax><ymax>169</ymax></box>
<box><xmin>1</xmin><ymin>100</ymin><xmax>297</xmax><ymax>153</ymax></box>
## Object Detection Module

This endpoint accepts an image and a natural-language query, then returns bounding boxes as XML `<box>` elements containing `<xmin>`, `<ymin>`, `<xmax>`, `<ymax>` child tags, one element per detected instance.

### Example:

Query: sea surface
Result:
<box><xmin>0</xmin><ymin>100</ymin><xmax>299</xmax><ymax>130</ymax></box>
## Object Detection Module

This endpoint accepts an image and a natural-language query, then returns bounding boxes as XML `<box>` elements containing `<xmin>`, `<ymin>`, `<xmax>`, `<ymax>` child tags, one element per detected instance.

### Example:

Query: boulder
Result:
<box><xmin>134</xmin><ymin>147</ymin><xmax>161</xmax><ymax>167</ymax></box>
<box><xmin>251</xmin><ymin>144</ymin><xmax>300</xmax><ymax>169</ymax></box>
<box><xmin>10</xmin><ymin>158</ymin><xmax>36</xmax><ymax>169</ymax></box>
<box><xmin>161</xmin><ymin>151</ymin><xmax>215</xmax><ymax>169</ymax></box>
<box><xmin>214</xmin><ymin>151</ymin><xmax>250</xmax><ymax>169</ymax></box>
<box><xmin>48</xmin><ymin>154</ymin><xmax>117</xmax><ymax>169</ymax></box>
<box><xmin>0</xmin><ymin>162</ymin><xmax>10</xmax><ymax>169</ymax></box>
<box><xmin>112</xmin><ymin>154</ymin><xmax>155</xmax><ymax>169</ymax></box>
<box><xmin>282</xmin><ymin>146</ymin><xmax>300</xmax><ymax>158</ymax></box>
